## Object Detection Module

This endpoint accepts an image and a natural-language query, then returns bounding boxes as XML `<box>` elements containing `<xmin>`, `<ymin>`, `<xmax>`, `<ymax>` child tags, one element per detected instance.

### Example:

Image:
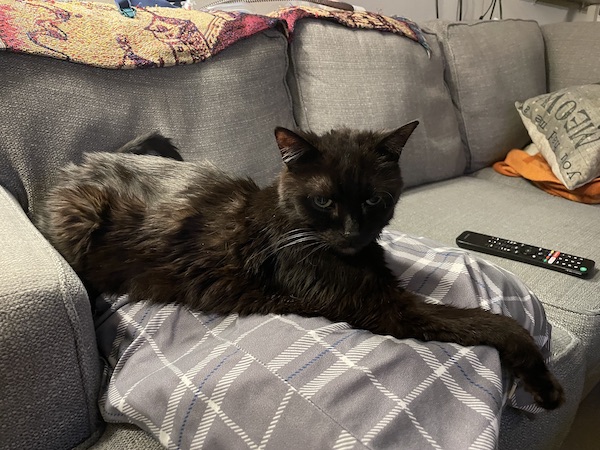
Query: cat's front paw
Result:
<box><xmin>525</xmin><ymin>370</ymin><xmax>565</xmax><ymax>410</ymax></box>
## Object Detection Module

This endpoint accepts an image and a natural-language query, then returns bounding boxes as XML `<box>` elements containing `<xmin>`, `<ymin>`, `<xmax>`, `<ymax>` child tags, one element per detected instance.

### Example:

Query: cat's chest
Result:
<box><xmin>274</xmin><ymin>246</ymin><xmax>391</xmax><ymax>300</ymax></box>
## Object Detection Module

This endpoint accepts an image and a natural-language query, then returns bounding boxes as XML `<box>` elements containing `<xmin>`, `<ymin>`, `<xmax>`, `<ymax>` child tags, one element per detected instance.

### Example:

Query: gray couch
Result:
<box><xmin>0</xmin><ymin>5</ymin><xmax>598</xmax><ymax>450</ymax></box>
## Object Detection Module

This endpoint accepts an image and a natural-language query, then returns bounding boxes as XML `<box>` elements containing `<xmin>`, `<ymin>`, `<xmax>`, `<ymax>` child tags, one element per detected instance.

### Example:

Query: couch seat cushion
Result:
<box><xmin>390</xmin><ymin>170</ymin><xmax>600</xmax><ymax>389</ymax></box>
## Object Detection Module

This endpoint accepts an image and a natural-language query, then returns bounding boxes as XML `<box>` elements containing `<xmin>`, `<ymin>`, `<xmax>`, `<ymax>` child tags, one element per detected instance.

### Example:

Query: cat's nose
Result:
<box><xmin>343</xmin><ymin>230</ymin><xmax>360</xmax><ymax>239</ymax></box>
<box><xmin>343</xmin><ymin>217</ymin><xmax>360</xmax><ymax>238</ymax></box>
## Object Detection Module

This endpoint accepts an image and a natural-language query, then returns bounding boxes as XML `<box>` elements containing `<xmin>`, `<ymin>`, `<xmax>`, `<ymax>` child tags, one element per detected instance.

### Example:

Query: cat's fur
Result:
<box><xmin>37</xmin><ymin>122</ymin><xmax>564</xmax><ymax>410</ymax></box>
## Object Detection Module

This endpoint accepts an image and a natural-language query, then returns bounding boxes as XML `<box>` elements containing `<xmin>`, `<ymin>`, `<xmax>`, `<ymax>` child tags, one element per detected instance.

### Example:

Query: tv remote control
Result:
<box><xmin>456</xmin><ymin>231</ymin><xmax>595</xmax><ymax>278</ymax></box>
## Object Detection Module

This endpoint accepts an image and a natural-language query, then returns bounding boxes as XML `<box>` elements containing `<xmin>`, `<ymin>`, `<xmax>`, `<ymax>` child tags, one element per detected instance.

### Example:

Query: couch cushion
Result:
<box><xmin>542</xmin><ymin>22</ymin><xmax>600</xmax><ymax>92</ymax></box>
<box><xmin>389</xmin><ymin>171</ymin><xmax>600</xmax><ymax>390</ymax></box>
<box><xmin>286</xmin><ymin>20</ymin><xmax>465</xmax><ymax>189</ymax></box>
<box><xmin>0</xmin><ymin>29</ymin><xmax>294</xmax><ymax>216</ymax></box>
<box><xmin>424</xmin><ymin>19</ymin><xmax>546</xmax><ymax>172</ymax></box>
<box><xmin>0</xmin><ymin>187</ymin><xmax>101</xmax><ymax>450</ymax></box>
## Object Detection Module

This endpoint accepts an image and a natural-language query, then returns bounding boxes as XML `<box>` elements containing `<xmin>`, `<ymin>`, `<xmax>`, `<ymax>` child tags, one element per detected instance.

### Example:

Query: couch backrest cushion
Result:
<box><xmin>425</xmin><ymin>19</ymin><xmax>546</xmax><ymax>172</ymax></box>
<box><xmin>286</xmin><ymin>20</ymin><xmax>466</xmax><ymax>189</ymax></box>
<box><xmin>542</xmin><ymin>22</ymin><xmax>600</xmax><ymax>92</ymax></box>
<box><xmin>0</xmin><ymin>30</ymin><xmax>294</xmax><ymax>216</ymax></box>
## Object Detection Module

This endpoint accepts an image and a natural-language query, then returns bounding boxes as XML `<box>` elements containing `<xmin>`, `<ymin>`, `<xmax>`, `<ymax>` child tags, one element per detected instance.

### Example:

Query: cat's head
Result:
<box><xmin>274</xmin><ymin>121</ymin><xmax>418</xmax><ymax>255</ymax></box>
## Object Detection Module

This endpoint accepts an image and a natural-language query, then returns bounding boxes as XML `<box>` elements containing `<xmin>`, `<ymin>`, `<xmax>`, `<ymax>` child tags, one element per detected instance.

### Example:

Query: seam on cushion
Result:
<box><xmin>544</xmin><ymin>299</ymin><xmax>600</xmax><ymax>317</ymax></box>
<box><xmin>2</xmin><ymin>187</ymin><xmax>98</xmax><ymax>438</ymax></box>
<box><xmin>197</xmin><ymin>315</ymin><xmax>372</xmax><ymax>450</ymax></box>
<box><xmin>421</xmin><ymin>27</ymin><xmax>468</xmax><ymax>177</ymax></box>
<box><xmin>548</xmin><ymin>323</ymin><xmax>582</xmax><ymax>361</ymax></box>
<box><xmin>288</xmin><ymin>20</ymin><xmax>313</xmax><ymax>131</ymax></box>
<box><xmin>264</xmin><ymin>29</ymin><xmax>299</xmax><ymax>131</ymax></box>
<box><xmin>442</xmin><ymin>22</ymin><xmax>472</xmax><ymax>173</ymax></box>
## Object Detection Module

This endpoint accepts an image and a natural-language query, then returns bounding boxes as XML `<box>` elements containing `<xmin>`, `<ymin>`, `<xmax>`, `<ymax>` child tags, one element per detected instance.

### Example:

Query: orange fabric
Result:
<box><xmin>493</xmin><ymin>149</ymin><xmax>600</xmax><ymax>204</ymax></box>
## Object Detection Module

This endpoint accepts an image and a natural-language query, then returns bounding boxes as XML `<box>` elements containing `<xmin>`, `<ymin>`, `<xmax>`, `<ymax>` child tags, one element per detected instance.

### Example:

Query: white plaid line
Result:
<box><xmin>332</xmin><ymin>430</ymin><xmax>358</xmax><ymax>450</ymax></box>
<box><xmin>161</xmin><ymin>314</ymin><xmax>241</xmax><ymax>428</ymax></box>
<box><xmin>458</xmin><ymin>345</ymin><xmax>503</xmax><ymax>393</ymax></box>
<box><xmin>298</xmin><ymin>335</ymin><xmax>385</xmax><ymax>399</ymax></box>
<box><xmin>406</xmin><ymin>341</ymin><xmax>500</xmax><ymax>423</ymax></box>
<box><xmin>426</xmin><ymin>259</ymin><xmax>466</xmax><ymax>304</ymax></box>
<box><xmin>106</xmin><ymin>306</ymin><xmax>180</xmax><ymax>447</ymax></box>
<box><xmin>298</xmin><ymin>361</ymin><xmax>351</xmax><ymax>398</ymax></box>
<box><xmin>186</xmin><ymin>391</ymin><xmax>259</xmax><ymax>450</ymax></box>
<box><xmin>476</xmin><ymin>268</ymin><xmax>509</xmax><ymax>312</ymax></box>
<box><xmin>105</xmin><ymin>368</ymin><xmax>167</xmax><ymax>446</ymax></box>
<box><xmin>469</xmin><ymin>423</ymin><xmax>499</xmax><ymax>450</ymax></box>
<box><xmin>359</xmin><ymin>343</ymin><xmax>499</xmax><ymax>448</ymax></box>
<box><xmin>267</xmin><ymin>332</ymin><xmax>322</xmax><ymax>371</ymax></box>
<box><xmin>162</xmin><ymin>313</ymin><xmax>240</xmax><ymax>432</ymax></box>
<box><xmin>190</xmin><ymin>353</ymin><xmax>256</xmax><ymax>450</ymax></box>
<box><xmin>161</xmin><ymin>341</ymin><xmax>233</xmax><ymax>435</ymax></box>
<box><xmin>285</xmin><ymin>328</ymin><xmax>447</xmax><ymax>447</ymax></box>
<box><xmin>521</xmin><ymin>297</ymin><xmax>537</xmax><ymax>325</ymax></box>
<box><xmin>230</xmin><ymin>315</ymin><xmax>281</xmax><ymax>345</ymax></box>
<box><xmin>361</xmin><ymin>402</ymin><xmax>443</xmax><ymax>450</ymax></box>
<box><xmin>389</xmin><ymin>250</ymin><xmax>466</xmax><ymax>289</ymax></box>
<box><xmin>344</xmin><ymin>334</ymin><xmax>387</xmax><ymax>360</ymax></box>
<box><xmin>110</xmin><ymin>307</ymin><xmax>254</xmax><ymax>449</ymax></box>
<box><xmin>108</xmin><ymin>299</ymin><xmax>145</xmax><ymax>366</ymax></box>
<box><xmin>113</xmin><ymin>304</ymin><xmax>178</xmax><ymax>386</ymax></box>
<box><xmin>257</xmin><ymin>387</ymin><xmax>295</xmax><ymax>450</ymax></box>
<box><xmin>266</xmin><ymin>321</ymin><xmax>352</xmax><ymax>371</ymax></box>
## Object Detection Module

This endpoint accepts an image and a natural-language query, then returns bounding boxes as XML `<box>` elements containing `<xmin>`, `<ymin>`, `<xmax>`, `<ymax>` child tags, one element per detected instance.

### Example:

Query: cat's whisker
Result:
<box><xmin>245</xmin><ymin>229</ymin><xmax>316</xmax><ymax>263</ymax></box>
<box><xmin>297</xmin><ymin>242</ymin><xmax>329</xmax><ymax>264</ymax></box>
<box><xmin>277</xmin><ymin>228</ymin><xmax>314</xmax><ymax>242</ymax></box>
<box><xmin>381</xmin><ymin>190</ymin><xmax>395</xmax><ymax>205</ymax></box>
<box><xmin>275</xmin><ymin>235</ymin><xmax>321</xmax><ymax>252</ymax></box>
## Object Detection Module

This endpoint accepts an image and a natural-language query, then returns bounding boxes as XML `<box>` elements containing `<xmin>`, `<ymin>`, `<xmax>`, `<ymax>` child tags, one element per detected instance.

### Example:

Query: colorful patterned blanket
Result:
<box><xmin>0</xmin><ymin>0</ymin><xmax>429</xmax><ymax>69</ymax></box>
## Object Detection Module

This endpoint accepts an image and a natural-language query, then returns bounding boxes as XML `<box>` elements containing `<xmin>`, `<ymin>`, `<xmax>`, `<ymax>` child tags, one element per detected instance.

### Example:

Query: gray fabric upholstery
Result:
<box><xmin>389</xmin><ymin>170</ymin><xmax>600</xmax><ymax>391</ymax></box>
<box><xmin>0</xmin><ymin>187</ymin><xmax>101</xmax><ymax>450</ymax></box>
<box><xmin>424</xmin><ymin>20</ymin><xmax>546</xmax><ymax>172</ymax></box>
<box><xmin>286</xmin><ymin>20</ymin><xmax>466</xmax><ymax>189</ymax></box>
<box><xmin>0</xmin><ymin>30</ymin><xmax>294</xmax><ymax>217</ymax></box>
<box><xmin>90</xmin><ymin>424</ymin><xmax>163</xmax><ymax>450</ymax></box>
<box><xmin>542</xmin><ymin>22</ymin><xmax>600</xmax><ymax>92</ymax></box>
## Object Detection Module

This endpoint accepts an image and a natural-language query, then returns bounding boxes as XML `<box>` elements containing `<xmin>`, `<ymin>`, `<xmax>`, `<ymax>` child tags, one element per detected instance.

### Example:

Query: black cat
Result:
<box><xmin>36</xmin><ymin>122</ymin><xmax>564</xmax><ymax>410</ymax></box>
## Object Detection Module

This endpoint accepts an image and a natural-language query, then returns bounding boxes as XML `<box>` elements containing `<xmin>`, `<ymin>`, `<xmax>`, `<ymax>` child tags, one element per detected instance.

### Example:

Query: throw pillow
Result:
<box><xmin>516</xmin><ymin>84</ymin><xmax>600</xmax><ymax>190</ymax></box>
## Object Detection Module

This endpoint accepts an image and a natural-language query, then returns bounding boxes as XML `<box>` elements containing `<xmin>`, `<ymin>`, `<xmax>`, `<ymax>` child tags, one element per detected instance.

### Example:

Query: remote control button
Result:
<box><xmin>580</xmin><ymin>267</ymin><xmax>588</xmax><ymax>272</ymax></box>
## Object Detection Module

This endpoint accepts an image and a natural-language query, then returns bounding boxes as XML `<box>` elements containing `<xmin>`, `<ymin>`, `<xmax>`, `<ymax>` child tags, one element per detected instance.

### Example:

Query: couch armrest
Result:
<box><xmin>0</xmin><ymin>187</ymin><xmax>101</xmax><ymax>450</ymax></box>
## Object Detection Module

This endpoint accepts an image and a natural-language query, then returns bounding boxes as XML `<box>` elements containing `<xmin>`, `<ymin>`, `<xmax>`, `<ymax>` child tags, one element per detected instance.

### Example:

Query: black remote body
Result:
<box><xmin>456</xmin><ymin>231</ymin><xmax>595</xmax><ymax>278</ymax></box>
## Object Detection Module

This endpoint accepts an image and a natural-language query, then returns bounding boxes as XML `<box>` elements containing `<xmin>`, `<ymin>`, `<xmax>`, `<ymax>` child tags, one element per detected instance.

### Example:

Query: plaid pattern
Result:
<box><xmin>95</xmin><ymin>230</ymin><xmax>552</xmax><ymax>449</ymax></box>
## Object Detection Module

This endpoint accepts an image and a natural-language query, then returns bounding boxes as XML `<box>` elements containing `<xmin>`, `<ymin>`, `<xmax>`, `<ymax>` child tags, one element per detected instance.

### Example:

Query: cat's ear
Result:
<box><xmin>274</xmin><ymin>127</ymin><xmax>320</xmax><ymax>171</ymax></box>
<box><xmin>377</xmin><ymin>120</ymin><xmax>419</xmax><ymax>160</ymax></box>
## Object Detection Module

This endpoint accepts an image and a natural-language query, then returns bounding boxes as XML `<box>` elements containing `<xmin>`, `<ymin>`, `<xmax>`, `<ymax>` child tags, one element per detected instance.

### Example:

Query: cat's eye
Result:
<box><xmin>365</xmin><ymin>196</ymin><xmax>382</xmax><ymax>206</ymax></box>
<box><xmin>313</xmin><ymin>196</ymin><xmax>334</xmax><ymax>209</ymax></box>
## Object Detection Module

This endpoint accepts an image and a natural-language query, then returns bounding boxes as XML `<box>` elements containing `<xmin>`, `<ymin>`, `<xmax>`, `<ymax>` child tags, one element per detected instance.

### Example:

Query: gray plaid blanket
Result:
<box><xmin>95</xmin><ymin>230</ymin><xmax>552</xmax><ymax>450</ymax></box>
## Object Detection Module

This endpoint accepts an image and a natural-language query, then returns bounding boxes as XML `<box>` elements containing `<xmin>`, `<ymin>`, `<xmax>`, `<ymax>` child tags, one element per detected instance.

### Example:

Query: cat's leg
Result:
<box><xmin>369</xmin><ymin>296</ymin><xmax>565</xmax><ymax>410</ymax></box>
<box><xmin>116</xmin><ymin>132</ymin><xmax>183</xmax><ymax>161</ymax></box>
